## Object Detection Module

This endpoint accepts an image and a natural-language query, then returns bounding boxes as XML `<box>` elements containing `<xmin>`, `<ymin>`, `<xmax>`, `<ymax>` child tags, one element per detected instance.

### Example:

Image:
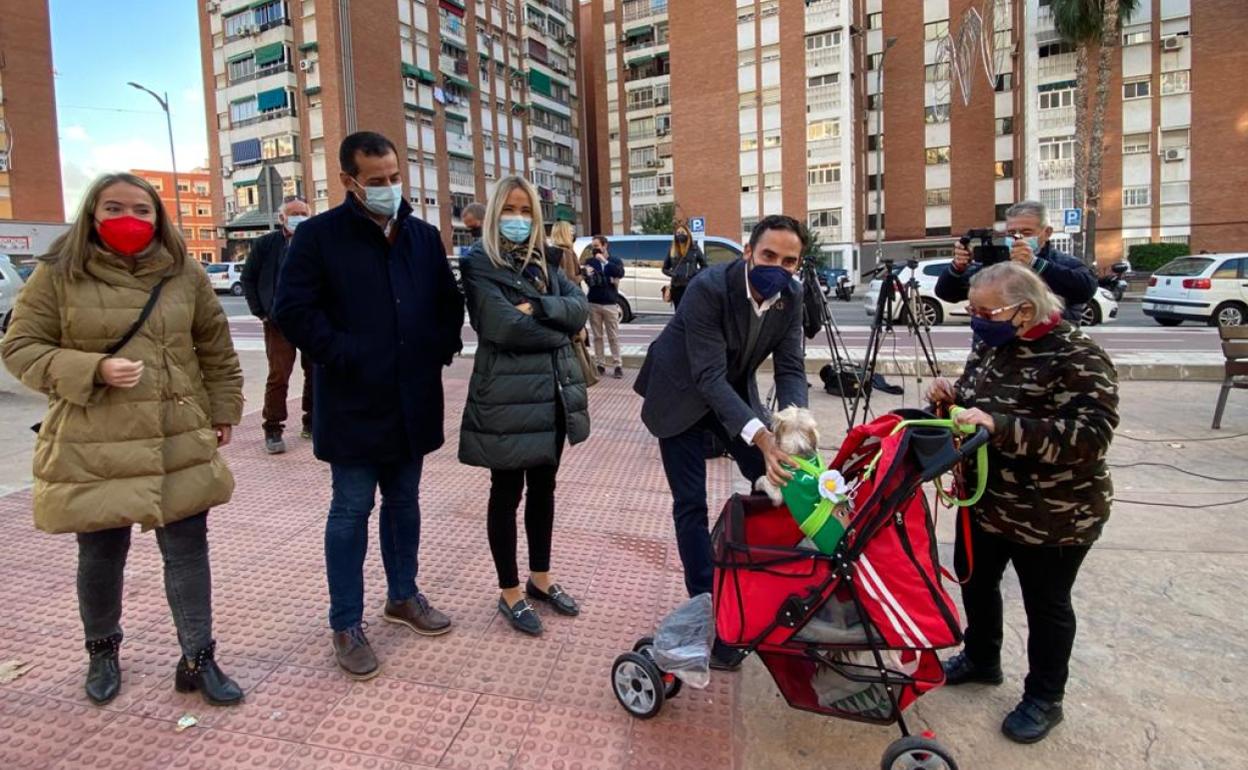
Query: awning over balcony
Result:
<box><xmin>528</xmin><ymin>68</ymin><xmax>552</xmax><ymax>96</ymax></box>
<box><xmin>444</xmin><ymin>74</ymin><xmax>474</xmax><ymax>91</ymax></box>
<box><xmin>230</xmin><ymin>138</ymin><xmax>262</xmax><ymax>165</ymax></box>
<box><xmin>624</xmin><ymin>25</ymin><xmax>653</xmax><ymax>39</ymax></box>
<box><xmin>254</xmin><ymin>42</ymin><xmax>284</xmax><ymax>66</ymax></box>
<box><xmin>627</xmin><ymin>54</ymin><xmax>654</xmax><ymax>67</ymax></box>
<box><xmin>257</xmin><ymin>88</ymin><xmax>288</xmax><ymax>111</ymax></box>
<box><xmin>554</xmin><ymin>203</ymin><xmax>576</xmax><ymax>222</ymax></box>
<box><xmin>230</xmin><ymin>165</ymin><xmax>264</xmax><ymax>188</ymax></box>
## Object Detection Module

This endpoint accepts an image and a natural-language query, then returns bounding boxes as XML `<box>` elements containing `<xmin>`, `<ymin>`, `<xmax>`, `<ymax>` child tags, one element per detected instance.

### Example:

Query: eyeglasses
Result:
<box><xmin>964</xmin><ymin>301</ymin><xmax>1024</xmax><ymax>320</ymax></box>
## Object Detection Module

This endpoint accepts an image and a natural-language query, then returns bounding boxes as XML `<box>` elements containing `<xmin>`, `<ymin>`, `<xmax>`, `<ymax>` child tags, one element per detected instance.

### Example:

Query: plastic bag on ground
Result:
<box><xmin>652</xmin><ymin>593</ymin><xmax>714</xmax><ymax>689</ymax></box>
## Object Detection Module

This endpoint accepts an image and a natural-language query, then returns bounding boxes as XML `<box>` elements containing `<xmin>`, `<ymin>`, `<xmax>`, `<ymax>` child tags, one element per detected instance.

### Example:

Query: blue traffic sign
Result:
<box><xmin>689</xmin><ymin>217</ymin><xmax>706</xmax><ymax>234</ymax></box>
<box><xmin>1063</xmin><ymin>209</ymin><xmax>1082</xmax><ymax>228</ymax></box>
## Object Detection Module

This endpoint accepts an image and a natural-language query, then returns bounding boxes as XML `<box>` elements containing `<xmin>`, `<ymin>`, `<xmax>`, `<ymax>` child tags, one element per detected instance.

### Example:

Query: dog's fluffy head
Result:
<box><xmin>771</xmin><ymin>407</ymin><xmax>819</xmax><ymax>457</ymax></box>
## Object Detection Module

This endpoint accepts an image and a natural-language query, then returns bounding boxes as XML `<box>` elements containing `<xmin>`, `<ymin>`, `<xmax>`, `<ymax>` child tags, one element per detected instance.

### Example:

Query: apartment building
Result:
<box><xmin>585</xmin><ymin>0</ymin><xmax>860</xmax><ymax>271</ymax></box>
<box><xmin>0</xmin><ymin>0</ymin><xmax>64</xmax><ymax>223</ymax></box>
<box><xmin>131</xmin><ymin>168</ymin><xmax>222</xmax><ymax>263</ymax></box>
<box><xmin>858</xmin><ymin>0</ymin><xmax>1247</xmax><ymax>270</ymax></box>
<box><xmin>198</xmin><ymin>0</ymin><xmax>584</xmax><ymax>260</ymax></box>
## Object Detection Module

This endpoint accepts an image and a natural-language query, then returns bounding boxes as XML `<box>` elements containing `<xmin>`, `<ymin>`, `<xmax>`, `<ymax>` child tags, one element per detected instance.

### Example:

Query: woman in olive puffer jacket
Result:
<box><xmin>1</xmin><ymin>173</ymin><xmax>244</xmax><ymax>708</ymax></box>
<box><xmin>459</xmin><ymin>176</ymin><xmax>590</xmax><ymax>637</ymax></box>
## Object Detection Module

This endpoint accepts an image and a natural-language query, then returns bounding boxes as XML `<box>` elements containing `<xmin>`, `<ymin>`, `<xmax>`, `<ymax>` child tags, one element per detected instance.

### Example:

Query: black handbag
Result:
<box><xmin>30</xmin><ymin>277</ymin><xmax>171</xmax><ymax>434</ymax></box>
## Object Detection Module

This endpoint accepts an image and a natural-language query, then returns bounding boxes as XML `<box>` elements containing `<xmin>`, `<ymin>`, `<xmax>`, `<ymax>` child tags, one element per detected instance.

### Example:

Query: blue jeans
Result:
<box><xmin>659</xmin><ymin>415</ymin><xmax>766</xmax><ymax>597</ymax></box>
<box><xmin>326</xmin><ymin>459</ymin><xmax>423</xmax><ymax>631</ymax></box>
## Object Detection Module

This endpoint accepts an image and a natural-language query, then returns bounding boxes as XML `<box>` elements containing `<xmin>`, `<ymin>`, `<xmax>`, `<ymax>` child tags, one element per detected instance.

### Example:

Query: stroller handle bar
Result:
<box><xmin>893</xmin><ymin>406</ymin><xmax>989</xmax><ymax>507</ymax></box>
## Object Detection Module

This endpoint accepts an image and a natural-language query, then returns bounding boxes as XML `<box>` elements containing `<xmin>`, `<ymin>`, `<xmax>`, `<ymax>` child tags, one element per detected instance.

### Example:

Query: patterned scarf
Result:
<box><xmin>507</xmin><ymin>243</ymin><xmax>548</xmax><ymax>294</ymax></box>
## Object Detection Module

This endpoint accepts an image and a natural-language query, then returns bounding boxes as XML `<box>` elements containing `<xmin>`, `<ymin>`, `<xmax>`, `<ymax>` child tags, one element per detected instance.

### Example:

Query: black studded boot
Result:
<box><xmin>174</xmin><ymin>641</ymin><xmax>244</xmax><ymax>706</ymax></box>
<box><xmin>84</xmin><ymin>633</ymin><xmax>122</xmax><ymax>705</ymax></box>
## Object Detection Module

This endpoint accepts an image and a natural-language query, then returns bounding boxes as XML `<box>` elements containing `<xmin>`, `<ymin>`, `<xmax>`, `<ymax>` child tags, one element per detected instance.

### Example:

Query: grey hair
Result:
<box><xmin>970</xmin><ymin>262</ymin><xmax>1065</xmax><ymax>320</ymax></box>
<box><xmin>1005</xmin><ymin>200</ymin><xmax>1048</xmax><ymax>227</ymax></box>
<box><xmin>463</xmin><ymin>202</ymin><xmax>486</xmax><ymax>221</ymax></box>
<box><xmin>280</xmin><ymin>196</ymin><xmax>308</xmax><ymax>214</ymax></box>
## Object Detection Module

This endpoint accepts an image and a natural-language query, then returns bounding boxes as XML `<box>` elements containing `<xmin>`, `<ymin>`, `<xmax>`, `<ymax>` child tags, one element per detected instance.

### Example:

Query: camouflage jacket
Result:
<box><xmin>953</xmin><ymin>321</ymin><xmax>1119</xmax><ymax>546</ymax></box>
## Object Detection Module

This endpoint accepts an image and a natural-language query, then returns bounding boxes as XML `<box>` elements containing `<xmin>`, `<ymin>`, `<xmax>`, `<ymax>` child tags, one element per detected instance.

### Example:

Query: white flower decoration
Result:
<box><xmin>817</xmin><ymin>470</ymin><xmax>849</xmax><ymax>503</ymax></box>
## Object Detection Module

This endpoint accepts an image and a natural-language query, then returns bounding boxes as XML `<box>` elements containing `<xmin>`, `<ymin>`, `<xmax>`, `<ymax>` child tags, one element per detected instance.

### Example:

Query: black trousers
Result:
<box><xmin>77</xmin><ymin>511</ymin><xmax>214</xmax><ymax>658</ymax></box>
<box><xmin>659</xmin><ymin>414</ymin><xmax>766</xmax><ymax>597</ymax></box>
<box><xmin>956</xmin><ymin>517</ymin><xmax>1091</xmax><ymax>703</ymax></box>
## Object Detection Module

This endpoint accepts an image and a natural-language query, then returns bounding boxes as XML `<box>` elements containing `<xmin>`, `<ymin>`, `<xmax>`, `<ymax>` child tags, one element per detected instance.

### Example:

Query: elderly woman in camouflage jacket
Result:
<box><xmin>926</xmin><ymin>262</ymin><xmax>1119</xmax><ymax>745</ymax></box>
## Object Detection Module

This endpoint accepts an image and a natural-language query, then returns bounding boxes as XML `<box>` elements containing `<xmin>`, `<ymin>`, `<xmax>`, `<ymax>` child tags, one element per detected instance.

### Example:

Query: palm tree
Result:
<box><xmin>1052</xmin><ymin>0</ymin><xmax>1139</xmax><ymax>267</ymax></box>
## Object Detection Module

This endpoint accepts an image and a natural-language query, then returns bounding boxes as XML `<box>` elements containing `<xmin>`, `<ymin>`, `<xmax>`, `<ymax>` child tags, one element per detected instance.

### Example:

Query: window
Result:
<box><xmin>1161</xmin><ymin>128</ymin><xmax>1190</xmax><ymax>148</ymax></box>
<box><xmin>1040</xmin><ymin>188</ymin><xmax>1075</xmax><ymax>211</ymax></box>
<box><xmin>924</xmin><ymin>20</ymin><xmax>949</xmax><ymax>41</ymax></box>
<box><xmin>995</xmin><ymin>160</ymin><xmax>1014</xmax><ymax>179</ymax></box>
<box><xmin>1161</xmin><ymin>70</ymin><xmax>1190</xmax><ymax>95</ymax></box>
<box><xmin>924</xmin><ymin>104</ymin><xmax>950</xmax><ymax>124</ymax></box>
<box><xmin>1122</xmin><ymin>26</ymin><xmax>1150</xmax><ymax>46</ymax></box>
<box><xmin>867</xmin><ymin>12</ymin><xmax>882</xmax><ymax>30</ymax></box>
<box><xmin>995</xmin><ymin>117</ymin><xmax>1014</xmax><ymax>136</ymax></box>
<box><xmin>925</xmin><ymin>62</ymin><xmax>950</xmax><ymax>82</ymax></box>
<box><xmin>807</xmin><ymin>73</ymin><xmax>839</xmax><ymax>88</ymax></box>
<box><xmin>1159</xmin><ymin>235</ymin><xmax>1190</xmax><ymax>246</ymax></box>
<box><xmin>1161</xmin><ymin>182</ymin><xmax>1189</xmax><ymax>204</ymax></box>
<box><xmin>740</xmin><ymin>174</ymin><xmax>758</xmax><ymax>193</ymax></box>
<box><xmin>805</xmin><ymin>30</ymin><xmax>842</xmax><ymax>50</ymax></box>
<box><xmin>1038</xmin><ymin>41</ymin><xmax>1075</xmax><ymax>58</ymax></box>
<box><xmin>807</xmin><ymin>164</ymin><xmax>841</xmax><ymax>186</ymax></box>
<box><xmin>1123</xmin><ymin>79</ymin><xmax>1151</xmax><ymax>99</ymax></box>
<box><xmin>1213</xmin><ymin>259</ymin><xmax>1245</xmax><ymax>280</ymax></box>
<box><xmin>1123</xmin><ymin>186</ymin><xmax>1151</xmax><ymax>207</ymax></box>
<box><xmin>866</xmin><ymin>213</ymin><xmax>884</xmax><ymax>230</ymax></box>
<box><xmin>925</xmin><ymin>146</ymin><xmax>950</xmax><ymax>165</ymax></box>
<box><xmin>866</xmin><ymin>174</ymin><xmax>884</xmax><ymax>192</ymax></box>
<box><xmin>925</xmin><ymin>227</ymin><xmax>952</xmax><ymax>237</ymax></box>
<box><xmin>808</xmin><ymin>209</ymin><xmax>840</xmax><ymax>229</ymax></box>
<box><xmin>926</xmin><ymin>188</ymin><xmax>951</xmax><ymax>206</ymax></box>
<box><xmin>228</xmin><ymin>56</ymin><xmax>256</xmax><ymax>82</ymax></box>
<box><xmin>807</xmin><ymin>119</ymin><xmax>840</xmax><ymax>142</ymax></box>
<box><xmin>1039</xmin><ymin>88</ymin><xmax>1074</xmax><ymax>110</ymax></box>
<box><xmin>995</xmin><ymin>73</ymin><xmax>1013</xmax><ymax>92</ymax></box>
<box><xmin>145</xmin><ymin>177</ymin><xmax>164</xmax><ymax>191</ymax></box>
<box><xmin>866</xmin><ymin>134</ymin><xmax>882</xmax><ymax>151</ymax></box>
<box><xmin>763</xmin><ymin>173</ymin><xmax>782</xmax><ymax>191</ymax></box>
<box><xmin>1039</xmin><ymin>135</ymin><xmax>1075</xmax><ymax>160</ymax></box>
<box><xmin>1122</xmin><ymin>237</ymin><xmax>1151</xmax><ymax>254</ymax></box>
<box><xmin>762</xmin><ymin>130</ymin><xmax>781</xmax><ymax>148</ymax></box>
<box><xmin>740</xmin><ymin>136</ymin><xmax>759</xmax><ymax>151</ymax></box>
<box><xmin>197</xmin><ymin>227</ymin><xmax>214</xmax><ymax>240</ymax></box>
<box><xmin>194</xmin><ymin>183</ymin><xmax>209</xmax><ymax>196</ymax></box>
<box><xmin>196</xmin><ymin>204</ymin><xmax>211</xmax><ymax>217</ymax></box>
<box><xmin>1122</xmin><ymin>133</ymin><xmax>1151</xmax><ymax>154</ymax></box>
<box><xmin>867</xmin><ymin>53</ymin><xmax>881</xmax><ymax>70</ymax></box>
<box><xmin>994</xmin><ymin>203</ymin><xmax>1010</xmax><ymax>221</ymax></box>
<box><xmin>866</xmin><ymin>94</ymin><xmax>881</xmax><ymax>111</ymax></box>
<box><xmin>230</xmin><ymin>98</ymin><xmax>258</xmax><ymax>124</ymax></box>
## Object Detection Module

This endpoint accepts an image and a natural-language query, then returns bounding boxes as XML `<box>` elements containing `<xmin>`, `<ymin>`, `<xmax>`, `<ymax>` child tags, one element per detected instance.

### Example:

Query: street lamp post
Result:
<box><xmin>127</xmin><ymin>82</ymin><xmax>183</xmax><ymax>232</ymax></box>
<box><xmin>873</xmin><ymin>37</ymin><xmax>898</xmax><ymax>269</ymax></box>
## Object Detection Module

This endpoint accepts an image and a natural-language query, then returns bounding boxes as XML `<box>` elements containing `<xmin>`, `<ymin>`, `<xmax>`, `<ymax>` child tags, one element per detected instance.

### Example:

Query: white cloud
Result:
<box><xmin>60</xmin><ymin>136</ymin><xmax>209</xmax><ymax>215</ymax></box>
<box><xmin>62</xmin><ymin>125</ymin><xmax>90</xmax><ymax>142</ymax></box>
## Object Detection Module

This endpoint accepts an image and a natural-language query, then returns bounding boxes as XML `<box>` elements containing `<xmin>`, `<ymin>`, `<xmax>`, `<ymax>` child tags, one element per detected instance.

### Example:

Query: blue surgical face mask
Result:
<box><xmin>748</xmin><ymin>262</ymin><xmax>792</xmax><ymax>300</ymax></box>
<box><xmin>499</xmin><ymin>215</ymin><xmax>533</xmax><ymax>244</ymax></box>
<box><xmin>970</xmin><ymin>316</ymin><xmax>1020</xmax><ymax>348</ymax></box>
<box><xmin>284</xmin><ymin>215</ymin><xmax>308</xmax><ymax>231</ymax></box>
<box><xmin>354</xmin><ymin>180</ymin><xmax>403</xmax><ymax>218</ymax></box>
<box><xmin>1004</xmin><ymin>235</ymin><xmax>1041</xmax><ymax>253</ymax></box>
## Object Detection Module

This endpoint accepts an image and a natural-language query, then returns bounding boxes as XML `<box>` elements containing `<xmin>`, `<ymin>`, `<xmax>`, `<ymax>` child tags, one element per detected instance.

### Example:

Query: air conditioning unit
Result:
<box><xmin>0</xmin><ymin>152</ymin><xmax>9</xmax><ymax>172</ymax></box>
<box><xmin>656</xmin><ymin>97</ymin><xmax>669</xmax><ymax>106</ymax></box>
<box><xmin>645</xmin><ymin>159</ymin><xmax>659</xmax><ymax>168</ymax></box>
<box><xmin>0</xmin><ymin>118</ymin><xmax>6</xmax><ymax>132</ymax></box>
<box><xmin>240</xmin><ymin>24</ymin><xmax>257</xmax><ymax>36</ymax></box>
<box><xmin>1162</xmin><ymin>35</ymin><xmax>1184</xmax><ymax>51</ymax></box>
<box><xmin>1163</xmin><ymin>147</ymin><xmax>1187</xmax><ymax>162</ymax></box>
<box><xmin>220</xmin><ymin>166</ymin><xmax>232</xmax><ymax>177</ymax></box>
<box><xmin>205</xmin><ymin>1</ymin><xmax>219</xmax><ymax>12</ymax></box>
<box><xmin>657</xmin><ymin>186</ymin><xmax>670</xmax><ymax>196</ymax></box>
<box><xmin>404</xmin><ymin>77</ymin><xmax>418</xmax><ymax>90</ymax></box>
<box><xmin>656</xmin><ymin>128</ymin><xmax>669</xmax><ymax>137</ymax></box>
<box><xmin>299</xmin><ymin>59</ymin><xmax>315</xmax><ymax>72</ymax></box>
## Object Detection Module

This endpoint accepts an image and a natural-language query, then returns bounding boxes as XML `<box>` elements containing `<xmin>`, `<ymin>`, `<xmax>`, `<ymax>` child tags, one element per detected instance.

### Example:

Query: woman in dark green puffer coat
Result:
<box><xmin>459</xmin><ymin>176</ymin><xmax>590</xmax><ymax>637</ymax></box>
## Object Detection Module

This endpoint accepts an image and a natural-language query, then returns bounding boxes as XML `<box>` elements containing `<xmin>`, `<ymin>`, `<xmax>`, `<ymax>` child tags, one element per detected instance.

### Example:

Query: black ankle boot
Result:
<box><xmin>84</xmin><ymin>633</ymin><xmax>122</xmax><ymax>705</ymax></box>
<box><xmin>174</xmin><ymin>641</ymin><xmax>244</xmax><ymax>706</ymax></box>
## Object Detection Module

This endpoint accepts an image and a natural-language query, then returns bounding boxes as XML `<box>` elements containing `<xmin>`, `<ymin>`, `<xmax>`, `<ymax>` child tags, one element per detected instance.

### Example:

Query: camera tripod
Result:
<box><xmin>848</xmin><ymin>258</ymin><xmax>942</xmax><ymax>426</ymax></box>
<box><xmin>796</xmin><ymin>256</ymin><xmax>859</xmax><ymax>430</ymax></box>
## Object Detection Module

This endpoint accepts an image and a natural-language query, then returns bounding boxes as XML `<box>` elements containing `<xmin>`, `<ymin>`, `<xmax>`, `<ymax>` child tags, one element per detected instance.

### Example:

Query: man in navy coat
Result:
<box><xmin>634</xmin><ymin>215</ymin><xmax>809</xmax><ymax>670</ymax></box>
<box><xmin>274</xmin><ymin>131</ymin><xmax>464</xmax><ymax>680</ymax></box>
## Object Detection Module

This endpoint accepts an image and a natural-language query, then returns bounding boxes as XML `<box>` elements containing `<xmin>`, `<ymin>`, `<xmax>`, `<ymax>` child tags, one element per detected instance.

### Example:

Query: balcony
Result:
<box><xmin>810</xmin><ymin>225</ymin><xmax>843</xmax><ymax>242</ymax></box>
<box><xmin>805</xmin><ymin>0</ymin><xmax>842</xmax><ymax>31</ymax></box>
<box><xmin>805</xmin><ymin>46</ymin><xmax>842</xmax><ymax>71</ymax></box>
<box><xmin>1038</xmin><ymin>53</ymin><xmax>1076</xmax><ymax>79</ymax></box>
<box><xmin>1039</xmin><ymin>157</ymin><xmax>1075</xmax><ymax>180</ymax></box>
<box><xmin>806</xmin><ymin>84</ymin><xmax>842</xmax><ymax>113</ymax></box>
<box><xmin>449</xmin><ymin>170</ymin><xmax>475</xmax><ymax>189</ymax></box>
<box><xmin>232</xmin><ymin>106</ymin><xmax>296</xmax><ymax>130</ymax></box>
<box><xmin>1037</xmin><ymin>106</ymin><xmax>1075</xmax><ymax>132</ymax></box>
<box><xmin>440</xmin><ymin>54</ymin><xmax>468</xmax><ymax>76</ymax></box>
<box><xmin>622</xmin><ymin>0</ymin><xmax>667</xmax><ymax>24</ymax></box>
<box><xmin>807</xmin><ymin>136</ymin><xmax>842</xmax><ymax>158</ymax></box>
<box><xmin>1037</xmin><ymin>5</ymin><xmax>1055</xmax><ymax>31</ymax></box>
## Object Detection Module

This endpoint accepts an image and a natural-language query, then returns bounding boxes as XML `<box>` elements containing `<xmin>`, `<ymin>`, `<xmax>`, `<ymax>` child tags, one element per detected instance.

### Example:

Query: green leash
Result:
<box><xmin>890</xmin><ymin>406</ymin><xmax>989</xmax><ymax>507</ymax></box>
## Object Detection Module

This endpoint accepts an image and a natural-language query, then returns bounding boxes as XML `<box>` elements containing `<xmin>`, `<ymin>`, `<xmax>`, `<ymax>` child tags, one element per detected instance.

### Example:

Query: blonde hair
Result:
<box><xmin>44</xmin><ymin>172</ymin><xmax>186</xmax><ymax>281</ymax></box>
<box><xmin>550</xmin><ymin>220</ymin><xmax>575</xmax><ymax>251</ymax></box>
<box><xmin>669</xmin><ymin>222</ymin><xmax>692</xmax><ymax>260</ymax></box>
<box><xmin>970</xmin><ymin>262</ymin><xmax>1065</xmax><ymax>320</ymax></box>
<box><xmin>483</xmin><ymin>175</ymin><xmax>547</xmax><ymax>279</ymax></box>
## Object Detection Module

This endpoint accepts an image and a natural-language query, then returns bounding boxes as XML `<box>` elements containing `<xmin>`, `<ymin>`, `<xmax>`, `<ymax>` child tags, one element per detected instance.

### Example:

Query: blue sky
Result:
<box><xmin>50</xmin><ymin>0</ymin><xmax>208</xmax><ymax>216</ymax></box>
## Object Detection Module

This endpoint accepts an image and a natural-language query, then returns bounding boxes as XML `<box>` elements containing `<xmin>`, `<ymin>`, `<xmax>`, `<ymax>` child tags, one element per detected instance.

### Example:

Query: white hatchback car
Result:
<box><xmin>1143</xmin><ymin>252</ymin><xmax>1248</xmax><ymax>327</ymax></box>
<box><xmin>0</xmin><ymin>253</ymin><xmax>27</xmax><ymax>333</ymax></box>
<box><xmin>863</xmin><ymin>258</ymin><xmax>1118</xmax><ymax>326</ymax></box>
<box><xmin>206</xmin><ymin>262</ymin><xmax>245</xmax><ymax>296</ymax></box>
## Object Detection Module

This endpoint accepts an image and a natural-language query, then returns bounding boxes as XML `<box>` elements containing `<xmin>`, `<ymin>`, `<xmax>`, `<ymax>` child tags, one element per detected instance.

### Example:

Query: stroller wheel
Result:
<box><xmin>632</xmin><ymin>637</ymin><xmax>684</xmax><ymax>700</ymax></box>
<box><xmin>880</xmin><ymin>736</ymin><xmax>958</xmax><ymax>770</ymax></box>
<box><xmin>612</xmin><ymin>652</ymin><xmax>665</xmax><ymax>719</ymax></box>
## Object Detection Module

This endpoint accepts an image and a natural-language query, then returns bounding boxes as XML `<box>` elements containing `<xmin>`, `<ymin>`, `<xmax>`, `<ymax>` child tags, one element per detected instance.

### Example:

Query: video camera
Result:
<box><xmin>960</xmin><ymin>228</ymin><xmax>1010</xmax><ymax>266</ymax></box>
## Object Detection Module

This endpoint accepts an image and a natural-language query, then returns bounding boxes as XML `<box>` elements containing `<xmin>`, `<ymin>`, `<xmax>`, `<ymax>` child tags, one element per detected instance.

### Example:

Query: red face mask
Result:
<box><xmin>97</xmin><ymin>216</ymin><xmax>156</xmax><ymax>257</ymax></box>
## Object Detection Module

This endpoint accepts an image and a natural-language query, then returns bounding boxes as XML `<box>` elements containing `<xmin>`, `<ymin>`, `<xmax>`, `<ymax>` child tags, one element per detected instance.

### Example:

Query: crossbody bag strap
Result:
<box><xmin>105</xmin><ymin>276</ymin><xmax>171</xmax><ymax>356</ymax></box>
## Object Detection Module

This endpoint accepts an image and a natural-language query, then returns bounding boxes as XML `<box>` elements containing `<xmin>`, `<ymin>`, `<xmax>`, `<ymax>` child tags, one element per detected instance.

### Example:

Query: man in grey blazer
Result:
<box><xmin>634</xmin><ymin>215</ymin><xmax>809</xmax><ymax>669</ymax></box>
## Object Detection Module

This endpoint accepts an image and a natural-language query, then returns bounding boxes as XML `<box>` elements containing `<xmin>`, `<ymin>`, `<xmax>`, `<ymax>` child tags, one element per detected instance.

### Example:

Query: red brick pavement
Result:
<box><xmin>0</xmin><ymin>362</ymin><xmax>743</xmax><ymax>769</ymax></box>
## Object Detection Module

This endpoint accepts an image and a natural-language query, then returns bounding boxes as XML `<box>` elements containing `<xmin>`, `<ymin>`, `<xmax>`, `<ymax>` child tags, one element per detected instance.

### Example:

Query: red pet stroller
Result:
<box><xmin>611</xmin><ymin>410</ymin><xmax>988</xmax><ymax>770</ymax></box>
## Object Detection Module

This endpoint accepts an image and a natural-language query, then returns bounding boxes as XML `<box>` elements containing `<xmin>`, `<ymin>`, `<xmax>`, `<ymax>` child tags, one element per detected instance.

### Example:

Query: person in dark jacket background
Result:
<box><xmin>581</xmin><ymin>235</ymin><xmax>625</xmax><ymax>378</ymax></box>
<box><xmin>662</xmin><ymin>222</ymin><xmax>707</xmax><ymax>309</ymax></box>
<box><xmin>459</xmin><ymin>175</ymin><xmax>590</xmax><ymax>637</ymax></box>
<box><xmin>274</xmin><ymin>131</ymin><xmax>464</xmax><ymax>680</ymax></box>
<box><xmin>242</xmin><ymin>197</ymin><xmax>313</xmax><ymax>454</ymax></box>
<box><xmin>935</xmin><ymin>200</ymin><xmax>1097</xmax><ymax>324</ymax></box>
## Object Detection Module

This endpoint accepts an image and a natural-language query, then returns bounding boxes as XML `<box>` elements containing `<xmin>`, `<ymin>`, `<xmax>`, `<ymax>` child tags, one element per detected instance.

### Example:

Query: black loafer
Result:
<box><xmin>1002</xmin><ymin>695</ymin><xmax>1064</xmax><ymax>743</ymax></box>
<box><xmin>710</xmin><ymin>639</ymin><xmax>749</xmax><ymax>672</ymax></box>
<box><xmin>498</xmin><ymin>597</ymin><xmax>543</xmax><ymax>636</ymax></box>
<box><xmin>525</xmin><ymin>580</ymin><xmax>580</xmax><ymax>616</ymax></box>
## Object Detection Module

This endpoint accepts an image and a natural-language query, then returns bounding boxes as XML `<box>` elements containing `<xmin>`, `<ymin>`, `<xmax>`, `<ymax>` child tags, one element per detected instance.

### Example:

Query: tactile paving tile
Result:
<box><xmin>169</xmin><ymin>730</ymin><xmax>300</xmax><ymax>769</ymax></box>
<box><xmin>437</xmin><ymin>694</ymin><xmax>534</xmax><ymax>770</ymax></box>
<box><xmin>0</xmin><ymin>624</ymin><xmax>92</xmax><ymax>696</ymax></box>
<box><xmin>0</xmin><ymin>691</ymin><xmax>117</xmax><ymax>768</ymax></box>
<box><xmin>623</xmin><ymin>720</ymin><xmax>734</xmax><ymax>770</ymax></box>
<box><xmin>512</xmin><ymin>704</ymin><xmax>632</xmax><ymax>770</ymax></box>
<box><xmin>125</xmin><ymin>653</ymin><xmax>281</xmax><ymax>728</ymax></box>
<box><xmin>540</xmin><ymin>644</ymin><xmax>632</xmax><ymax>714</ymax></box>
<box><xmin>49</xmin><ymin>713</ymin><xmax>203</xmax><ymax>769</ymax></box>
<box><xmin>284</xmin><ymin>745</ymin><xmax>432</xmax><ymax>769</ymax></box>
<box><xmin>403</xmin><ymin>688</ymin><xmax>478</xmax><ymax>767</ymax></box>
<box><xmin>364</xmin><ymin>622</ymin><xmax>478</xmax><ymax>689</ymax></box>
<box><xmin>211</xmin><ymin>664</ymin><xmax>352</xmax><ymax>743</ymax></box>
<box><xmin>451</xmin><ymin>630</ymin><xmax>559</xmax><ymax>702</ymax></box>
<box><xmin>304</xmin><ymin>678</ymin><xmax>445</xmax><ymax>760</ymax></box>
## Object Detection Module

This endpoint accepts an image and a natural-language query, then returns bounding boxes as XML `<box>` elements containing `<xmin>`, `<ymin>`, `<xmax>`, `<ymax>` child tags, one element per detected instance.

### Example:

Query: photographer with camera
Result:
<box><xmin>936</xmin><ymin>201</ymin><xmax>1096</xmax><ymax>324</ymax></box>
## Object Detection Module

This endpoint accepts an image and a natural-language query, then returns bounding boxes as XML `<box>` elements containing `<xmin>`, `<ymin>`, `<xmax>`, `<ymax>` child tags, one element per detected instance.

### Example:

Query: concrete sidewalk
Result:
<box><xmin>0</xmin><ymin>358</ymin><xmax>1246</xmax><ymax>769</ymax></box>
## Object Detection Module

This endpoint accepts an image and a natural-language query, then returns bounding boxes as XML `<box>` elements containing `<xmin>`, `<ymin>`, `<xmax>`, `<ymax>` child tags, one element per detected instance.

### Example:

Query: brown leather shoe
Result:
<box><xmin>332</xmin><ymin>625</ymin><xmax>380</xmax><ymax>680</ymax></box>
<box><xmin>382</xmin><ymin>593</ymin><xmax>452</xmax><ymax>636</ymax></box>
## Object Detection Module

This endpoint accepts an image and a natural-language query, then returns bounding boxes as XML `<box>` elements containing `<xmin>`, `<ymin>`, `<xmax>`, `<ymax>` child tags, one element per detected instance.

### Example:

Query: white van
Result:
<box><xmin>0</xmin><ymin>253</ymin><xmax>26</xmax><ymax>333</ymax></box>
<box><xmin>571</xmin><ymin>235</ymin><xmax>745</xmax><ymax>321</ymax></box>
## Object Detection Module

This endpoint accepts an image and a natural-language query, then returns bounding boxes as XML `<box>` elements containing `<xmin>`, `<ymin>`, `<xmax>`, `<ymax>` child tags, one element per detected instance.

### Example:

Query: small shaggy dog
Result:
<box><xmin>754</xmin><ymin>406</ymin><xmax>820</xmax><ymax>505</ymax></box>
